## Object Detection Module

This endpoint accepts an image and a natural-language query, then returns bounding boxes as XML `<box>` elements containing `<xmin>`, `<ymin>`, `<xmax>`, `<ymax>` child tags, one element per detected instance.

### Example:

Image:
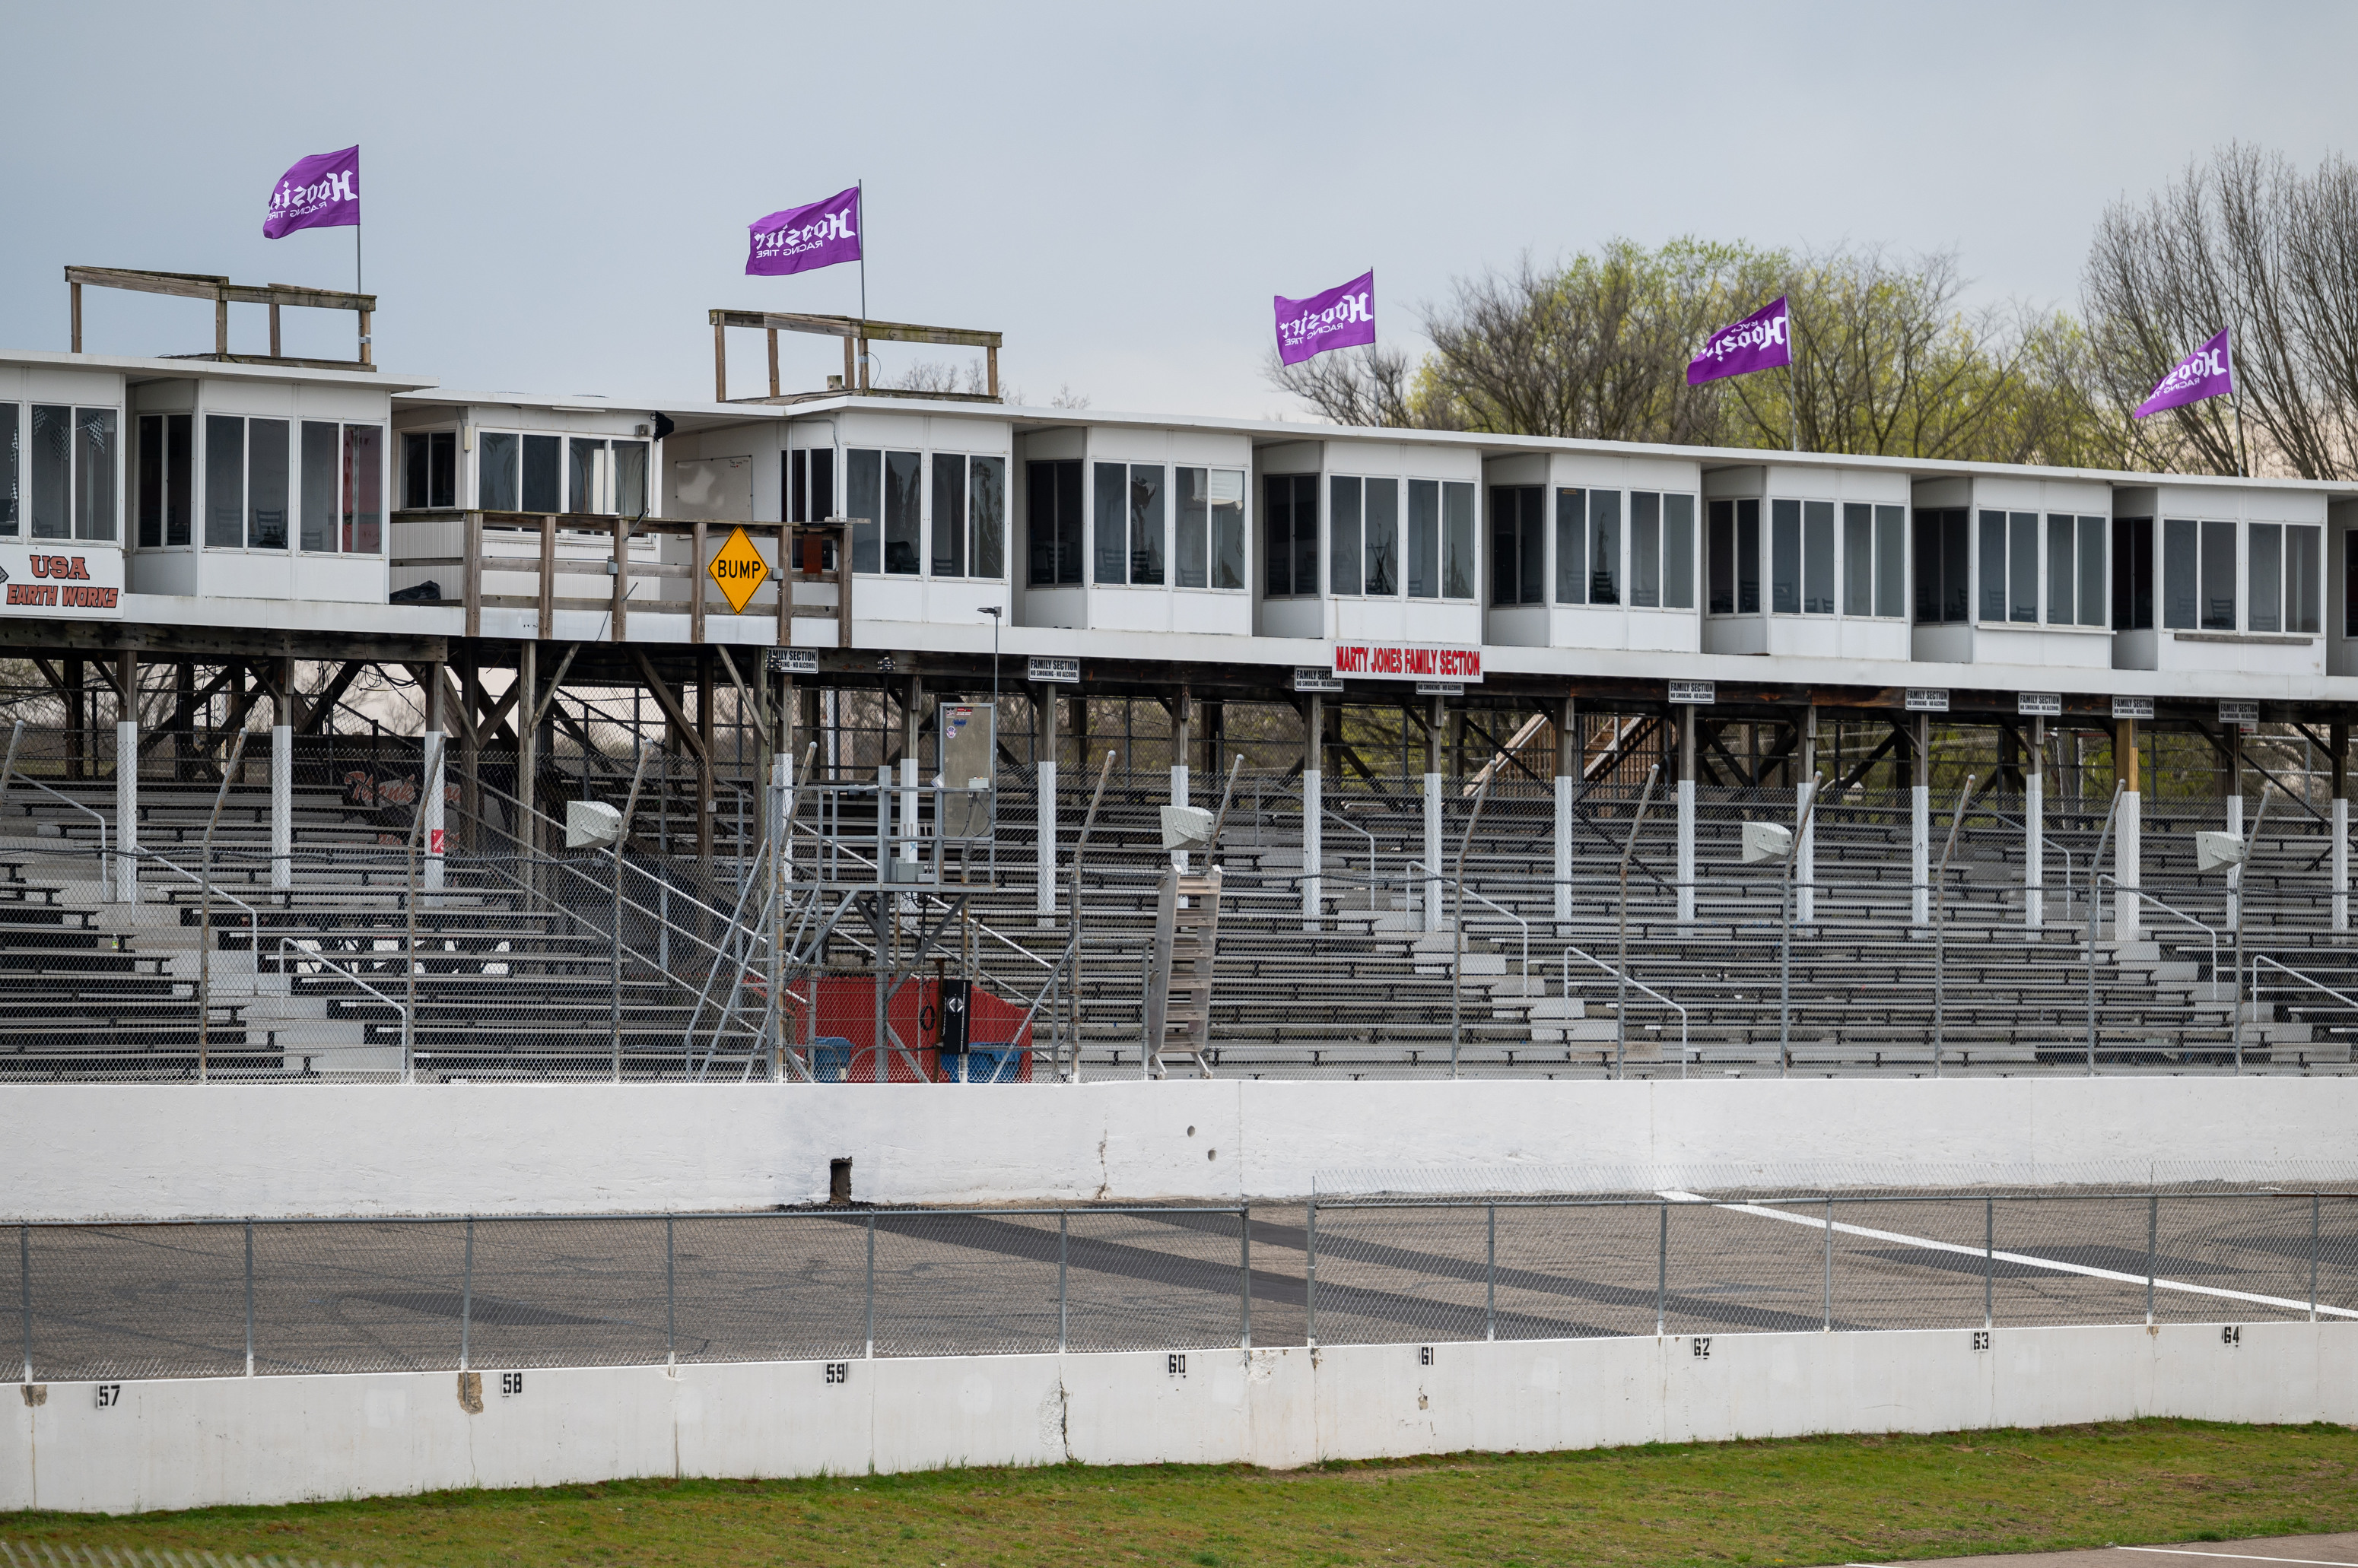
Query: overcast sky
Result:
<box><xmin>5</xmin><ymin>2</ymin><xmax>2350</xmax><ymax>421</ymax></box>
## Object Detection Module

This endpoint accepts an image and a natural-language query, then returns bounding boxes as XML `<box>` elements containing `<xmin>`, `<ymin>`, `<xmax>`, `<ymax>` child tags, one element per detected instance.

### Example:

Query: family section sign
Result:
<box><xmin>1330</xmin><ymin>642</ymin><xmax>1483</xmax><ymax>683</ymax></box>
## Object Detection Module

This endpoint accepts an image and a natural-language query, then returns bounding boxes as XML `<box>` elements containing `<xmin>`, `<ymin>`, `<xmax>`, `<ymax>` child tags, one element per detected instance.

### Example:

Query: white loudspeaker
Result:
<box><xmin>2194</xmin><ymin>830</ymin><xmax>2247</xmax><ymax>871</ymax></box>
<box><xmin>567</xmin><ymin>799</ymin><xmax>624</xmax><ymax>849</ymax></box>
<box><xmin>1159</xmin><ymin>805</ymin><xmax>1215</xmax><ymax>851</ymax></box>
<box><xmin>1741</xmin><ymin>821</ymin><xmax>1794</xmax><ymax>863</ymax></box>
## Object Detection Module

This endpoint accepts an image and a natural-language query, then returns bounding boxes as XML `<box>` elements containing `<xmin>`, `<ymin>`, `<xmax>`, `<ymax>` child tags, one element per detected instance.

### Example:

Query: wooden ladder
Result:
<box><xmin>1142</xmin><ymin>863</ymin><xmax>1222</xmax><ymax>1078</ymax></box>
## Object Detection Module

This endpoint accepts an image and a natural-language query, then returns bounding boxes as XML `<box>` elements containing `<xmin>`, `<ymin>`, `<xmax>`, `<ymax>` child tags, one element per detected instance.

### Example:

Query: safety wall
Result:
<box><xmin>3</xmin><ymin>1321</ymin><xmax>2349</xmax><ymax>1514</ymax></box>
<box><xmin>6</xmin><ymin>1075</ymin><xmax>2355</xmax><ymax>1220</ymax></box>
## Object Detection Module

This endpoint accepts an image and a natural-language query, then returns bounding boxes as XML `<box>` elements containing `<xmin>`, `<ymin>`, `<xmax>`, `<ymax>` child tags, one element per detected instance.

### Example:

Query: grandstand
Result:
<box><xmin>2</xmin><ymin>268</ymin><xmax>2357</xmax><ymax>1083</ymax></box>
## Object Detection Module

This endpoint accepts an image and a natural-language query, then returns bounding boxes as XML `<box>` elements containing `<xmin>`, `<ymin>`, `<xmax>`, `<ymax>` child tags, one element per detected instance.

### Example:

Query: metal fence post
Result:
<box><xmin>2312</xmin><ymin>1193</ymin><xmax>2321</xmax><ymax>1323</ymax></box>
<box><xmin>17</xmin><ymin>1221</ymin><xmax>27</xmax><ymax>1383</ymax></box>
<box><xmin>864</xmin><ymin>1211</ymin><xmax>876</xmax><ymax>1359</ymax></box>
<box><xmin>243</xmin><ymin>1220</ymin><xmax>255</xmax><ymax>1377</ymax></box>
<box><xmin>1057</xmin><ymin>1210</ymin><xmax>1068</xmax><ymax>1353</ymax></box>
<box><xmin>460</xmin><ymin>1217</ymin><xmax>474</xmax><ymax>1372</ymax></box>
<box><xmin>1486</xmin><ymin>1204</ymin><xmax>1496</xmax><ymax>1342</ymax></box>
<box><xmin>1823</xmin><ymin>1196</ymin><xmax>1832</xmax><ymax>1332</ymax></box>
<box><xmin>1239</xmin><ymin>1204</ymin><xmax>1252</xmax><ymax>1351</ymax></box>
<box><xmin>1656</xmin><ymin>1200</ymin><xmax>1667</xmax><ymax>1336</ymax></box>
<box><xmin>666</xmin><ymin>1214</ymin><xmax>676</xmax><ymax>1367</ymax></box>
<box><xmin>2146</xmin><ymin>1194</ymin><xmax>2158</xmax><ymax>1325</ymax></box>
<box><xmin>1984</xmin><ymin>1197</ymin><xmax>1994</xmax><ymax>1331</ymax></box>
<box><xmin>1305</xmin><ymin>1199</ymin><xmax>1318</xmax><ymax>1350</ymax></box>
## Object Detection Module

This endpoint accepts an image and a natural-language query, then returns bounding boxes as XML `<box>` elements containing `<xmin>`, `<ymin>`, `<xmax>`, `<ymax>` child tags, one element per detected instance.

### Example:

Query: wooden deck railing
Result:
<box><xmin>390</xmin><ymin>511</ymin><xmax>852</xmax><ymax>644</ymax></box>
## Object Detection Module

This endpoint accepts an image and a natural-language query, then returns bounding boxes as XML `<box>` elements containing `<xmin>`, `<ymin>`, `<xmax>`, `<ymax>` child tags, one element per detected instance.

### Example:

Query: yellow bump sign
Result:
<box><xmin>707</xmin><ymin>526</ymin><xmax>770</xmax><ymax>614</ymax></box>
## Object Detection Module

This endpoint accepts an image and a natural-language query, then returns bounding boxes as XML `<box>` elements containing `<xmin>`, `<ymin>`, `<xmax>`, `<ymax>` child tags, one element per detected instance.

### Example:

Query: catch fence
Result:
<box><xmin>12</xmin><ymin>1189</ymin><xmax>2357</xmax><ymax>1383</ymax></box>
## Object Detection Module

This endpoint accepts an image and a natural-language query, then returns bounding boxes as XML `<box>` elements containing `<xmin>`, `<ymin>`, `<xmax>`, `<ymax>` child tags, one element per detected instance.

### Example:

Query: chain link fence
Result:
<box><xmin>12</xmin><ymin>1189</ymin><xmax>2354</xmax><ymax>1383</ymax></box>
<box><xmin>5</xmin><ymin>714</ymin><xmax>2358</xmax><ymax>1082</ymax></box>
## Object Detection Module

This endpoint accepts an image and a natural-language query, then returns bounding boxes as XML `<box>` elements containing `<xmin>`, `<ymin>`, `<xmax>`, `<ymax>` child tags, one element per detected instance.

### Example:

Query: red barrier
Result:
<box><xmin>793</xmin><ymin>976</ymin><xmax>1032</xmax><ymax>1082</ymax></box>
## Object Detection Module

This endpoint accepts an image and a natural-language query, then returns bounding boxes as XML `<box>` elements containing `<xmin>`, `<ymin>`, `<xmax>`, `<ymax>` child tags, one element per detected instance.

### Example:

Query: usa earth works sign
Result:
<box><xmin>0</xmin><ymin>546</ymin><xmax>122</xmax><ymax>618</ymax></box>
<box><xmin>1330</xmin><ymin>642</ymin><xmax>1482</xmax><ymax>683</ymax></box>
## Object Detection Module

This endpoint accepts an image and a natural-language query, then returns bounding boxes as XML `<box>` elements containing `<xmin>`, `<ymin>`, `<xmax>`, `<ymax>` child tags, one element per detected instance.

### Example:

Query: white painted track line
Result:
<box><xmin>2116</xmin><ymin>1549</ymin><xmax>2358</xmax><ymax>1565</ymax></box>
<box><xmin>1657</xmin><ymin>1191</ymin><xmax>2357</xmax><ymax>1321</ymax></box>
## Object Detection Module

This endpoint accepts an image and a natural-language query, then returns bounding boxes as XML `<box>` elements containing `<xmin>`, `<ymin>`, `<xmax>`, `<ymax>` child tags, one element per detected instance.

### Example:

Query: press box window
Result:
<box><xmin>1176</xmin><ymin>467</ymin><xmax>1244</xmax><ymax>590</ymax></box>
<box><xmin>2162</xmin><ymin>518</ymin><xmax>2236</xmax><ymax>630</ymax></box>
<box><xmin>2043</xmin><ymin>514</ymin><xmax>2108</xmax><ymax>627</ymax></box>
<box><xmin>1263</xmin><ymin>474</ymin><xmax>1318</xmax><ymax>596</ymax></box>
<box><xmin>563</xmin><ymin>439</ymin><xmax>649</xmax><ymax>516</ymax></box>
<box><xmin>1486</xmin><ymin>484</ymin><xmax>1543</xmax><ymax>605</ymax></box>
<box><xmin>296</xmin><ymin>421</ymin><xmax>383</xmax><ymax>554</ymax></box>
<box><xmin>25</xmin><ymin>405</ymin><xmax>117</xmax><ymax>542</ymax></box>
<box><xmin>1025</xmin><ymin>459</ymin><xmax>1083</xmax><ymax>586</ymax></box>
<box><xmin>1344</xmin><ymin>476</ymin><xmax>1399</xmax><ymax>597</ymax></box>
<box><xmin>2248</xmin><ymin>522</ymin><xmax>2321</xmax><ymax>634</ymax></box>
<box><xmin>1092</xmin><ymin>462</ymin><xmax>1165</xmax><ymax>586</ymax></box>
<box><xmin>1841</xmin><ymin>503</ymin><xmax>1907</xmax><ymax>617</ymax></box>
<box><xmin>135</xmin><ymin>414</ymin><xmax>194</xmax><ymax>547</ymax></box>
<box><xmin>1705</xmin><ymin>498</ymin><xmax>1761</xmax><ymax>614</ymax></box>
<box><xmin>202</xmin><ymin>416</ymin><xmax>291</xmax><ymax>549</ymax></box>
<box><xmin>844</xmin><ymin>448</ymin><xmax>922</xmax><ymax>573</ymax></box>
<box><xmin>1768</xmin><ymin>499</ymin><xmax>1835</xmax><ymax>614</ymax></box>
<box><xmin>1627</xmin><ymin>492</ymin><xmax>1696</xmax><ymax>611</ymax></box>
<box><xmin>929</xmin><ymin>453</ymin><xmax>1006</xmax><ymax>579</ymax></box>
<box><xmin>1912</xmin><ymin>508</ymin><xmax>1969</xmax><ymax>624</ymax></box>
<box><xmin>475</xmin><ymin>433</ymin><xmax>564</xmax><ymax>513</ymax></box>
<box><xmin>401</xmin><ymin>431</ymin><xmax>458</xmax><ymax>509</ymax></box>
<box><xmin>1441</xmin><ymin>481</ymin><xmax>1476</xmax><ymax>599</ymax></box>
<box><xmin>788</xmin><ymin>448</ymin><xmax>836</xmax><ymax>523</ymax></box>
<box><xmin>2113</xmin><ymin>517</ymin><xmax>2155</xmax><ymax>630</ymax></box>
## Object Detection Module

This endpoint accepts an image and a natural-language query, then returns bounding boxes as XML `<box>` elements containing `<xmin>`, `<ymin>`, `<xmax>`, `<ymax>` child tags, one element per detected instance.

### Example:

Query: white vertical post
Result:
<box><xmin>271</xmin><ymin>663</ymin><xmax>294</xmax><ymax>895</ymax></box>
<box><xmin>421</xmin><ymin>730</ymin><xmax>446</xmax><ymax>893</ymax></box>
<box><xmin>1911</xmin><ymin>715</ymin><xmax>1931</xmax><ymax>929</ymax></box>
<box><xmin>1423</xmin><ymin>697</ymin><xmax>1444</xmax><ymax>932</ymax></box>
<box><xmin>899</xmin><ymin>678</ymin><xmax>920</xmax><ymax>874</ymax></box>
<box><xmin>1676</xmin><ymin>703</ymin><xmax>1696</xmax><ymax>924</ymax></box>
<box><xmin>2223</xmin><ymin>726</ymin><xmax>2244</xmax><ymax>929</ymax></box>
<box><xmin>1171</xmin><ymin>687</ymin><xmax>1190</xmax><ymax>881</ymax></box>
<box><xmin>1796</xmin><ymin>706</ymin><xmax>1816</xmax><ymax>925</ymax></box>
<box><xmin>2334</xmin><ymin>722</ymin><xmax>2349</xmax><ymax>934</ymax></box>
<box><xmin>1553</xmin><ymin>694</ymin><xmax>1574</xmax><ymax>923</ymax></box>
<box><xmin>2116</xmin><ymin>716</ymin><xmax>2142</xmax><ymax>941</ymax></box>
<box><xmin>2025</xmin><ymin>716</ymin><xmax>2044</xmax><ymax>928</ymax></box>
<box><xmin>1301</xmin><ymin>692</ymin><xmax>1323</xmax><ymax>932</ymax></box>
<box><xmin>1035</xmin><ymin>684</ymin><xmax>1058</xmax><ymax>924</ymax></box>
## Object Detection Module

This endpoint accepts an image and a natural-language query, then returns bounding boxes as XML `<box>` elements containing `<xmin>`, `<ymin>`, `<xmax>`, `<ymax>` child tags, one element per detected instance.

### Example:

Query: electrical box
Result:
<box><xmin>939</xmin><ymin>701</ymin><xmax>995</xmax><ymax>841</ymax></box>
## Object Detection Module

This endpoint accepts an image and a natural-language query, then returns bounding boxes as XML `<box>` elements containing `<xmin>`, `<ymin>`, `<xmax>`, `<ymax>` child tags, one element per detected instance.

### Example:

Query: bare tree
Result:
<box><xmin>2083</xmin><ymin>144</ymin><xmax>2358</xmax><ymax>479</ymax></box>
<box><xmin>1260</xmin><ymin>341</ymin><xmax>1430</xmax><ymax>427</ymax></box>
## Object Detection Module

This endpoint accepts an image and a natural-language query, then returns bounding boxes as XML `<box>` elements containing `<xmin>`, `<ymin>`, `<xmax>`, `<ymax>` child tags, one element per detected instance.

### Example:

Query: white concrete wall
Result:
<box><xmin>5</xmin><ymin>1077</ymin><xmax>2354</xmax><ymax>1220</ymax></box>
<box><xmin>5</xmin><ymin>1321</ymin><xmax>2348</xmax><ymax>1514</ymax></box>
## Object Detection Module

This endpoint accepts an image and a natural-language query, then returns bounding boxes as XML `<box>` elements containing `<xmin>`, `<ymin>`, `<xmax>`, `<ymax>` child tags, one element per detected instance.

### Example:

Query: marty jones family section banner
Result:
<box><xmin>1330</xmin><ymin>641</ymin><xmax>1483</xmax><ymax>682</ymax></box>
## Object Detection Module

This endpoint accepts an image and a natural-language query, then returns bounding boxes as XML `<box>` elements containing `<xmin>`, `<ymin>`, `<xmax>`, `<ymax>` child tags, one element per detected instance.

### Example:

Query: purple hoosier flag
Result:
<box><xmin>2135</xmin><ymin>329</ymin><xmax>2235</xmax><ymax>418</ymax></box>
<box><xmin>262</xmin><ymin>145</ymin><xmax>361</xmax><ymax>239</ymax></box>
<box><xmin>1274</xmin><ymin>271</ymin><xmax>1375</xmax><ymax>366</ymax></box>
<box><xmin>1688</xmin><ymin>295</ymin><xmax>1791</xmax><ymax>385</ymax></box>
<box><xmin>748</xmin><ymin>186</ymin><xmax>863</xmax><ymax>277</ymax></box>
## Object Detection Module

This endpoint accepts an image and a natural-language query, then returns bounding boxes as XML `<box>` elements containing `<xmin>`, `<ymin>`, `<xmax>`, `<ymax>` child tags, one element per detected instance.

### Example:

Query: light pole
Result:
<box><xmin>1739</xmin><ymin>771</ymin><xmax>1822</xmax><ymax>1078</ymax></box>
<box><xmin>2197</xmin><ymin>782</ymin><xmax>2273</xmax><ymax>1072</ymax></box>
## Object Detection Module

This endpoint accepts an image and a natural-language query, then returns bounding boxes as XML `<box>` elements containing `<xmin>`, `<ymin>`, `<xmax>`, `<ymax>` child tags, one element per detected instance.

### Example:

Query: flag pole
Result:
<box><xmin>2232</xmin><ymin>390</ymin><xmax>2248</xmax><ymax>478</ymax></box>
<box><xmin>856</xmin><ymin>179</ymin><xmax>867</xmax><ymax>392</ymax></box>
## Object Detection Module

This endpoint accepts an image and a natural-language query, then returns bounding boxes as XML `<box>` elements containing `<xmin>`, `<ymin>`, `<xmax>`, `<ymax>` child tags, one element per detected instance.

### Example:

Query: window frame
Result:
<box><xmin>18</xmin><ymin>402</ymin><xmax>122</xmax><ymax>544</ymax></box>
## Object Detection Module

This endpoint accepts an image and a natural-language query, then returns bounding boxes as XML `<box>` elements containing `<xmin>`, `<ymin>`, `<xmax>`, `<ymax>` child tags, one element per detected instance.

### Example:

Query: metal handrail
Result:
<box><xmin>1560</xmin><ymin>942</ymin><xmax>1690</xmax><ymax>1078</ymax></box>
<box><xmin>2249</xmin><ymin>955</ymin><xmax>2358</xmax><ymax>1060</ymax></box>
<box><xmin>275</xmin><ymin>935</ymin><xmax>412</xmax><ymax>1069</ymax></box>
<box><xmin>2096</xmin><ymin>874</ymin><xmax>2223</xmax><ymax>986</ymax></box>
<box><xmin>0</xmin><ymin>720</ymin><xmax>112</xmax><ymax>898</ymax></box>
<box><xmin>1406</xmin><ymin>859</ymin><xmax>1529</xmax><ymax>982</ymax></box>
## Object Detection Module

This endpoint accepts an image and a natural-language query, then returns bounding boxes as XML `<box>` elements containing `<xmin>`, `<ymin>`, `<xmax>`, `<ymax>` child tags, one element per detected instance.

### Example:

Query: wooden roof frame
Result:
<box><xmin>66</xmin><ymin>265</ymin><xmax>377</xmax><ymax>372</ymax></box>
<box><xmin>708</xmin><ymin>309</ymin><xmax>1001</xmax><ymax>404</ymax></box>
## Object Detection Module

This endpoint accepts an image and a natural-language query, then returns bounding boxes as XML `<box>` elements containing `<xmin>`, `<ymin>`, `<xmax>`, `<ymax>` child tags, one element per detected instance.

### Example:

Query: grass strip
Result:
<box><xmin>5</xmin><ymin>1417</ymin><xmax>2354</xmax><ymax>1566</ymax></box>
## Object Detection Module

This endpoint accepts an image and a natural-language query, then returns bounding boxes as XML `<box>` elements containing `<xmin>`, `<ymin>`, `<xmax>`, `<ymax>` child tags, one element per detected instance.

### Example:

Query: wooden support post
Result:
<box><xmin>775</xmin><ymin>524</ymin><xmax>793</xmax><ymax>646</ymax></box>
<box><xmin>857</xmin><ymin>336</ymin><xmax>869</xmax><ymax>391</ymax></box>
<box><xmin>697</xmin><ymin>650</ymin><xmax>716</xmax><ymax>868</ymax></box>
<box><xmin>610</xmin><ymin>516</ymin><xmax>629</xmax><ymax>643</ymax></box>
<box><xmin>69</xmin><ymin>281</ymin><xmax>82</xmax><ymax>353</ymax></box>
<box><xmin>269</xmin><ymin>303</ymin><xmax>282</xmax><ymax>360</ymax></box>
<box><xmin>215</xmin><ymin>297</ymin><xmax>229</xmax><ymax>357</ymax></box>
<box><xmin>358</xmin><ymin>307</ymin><xmax>371</xmax><ymax>367</ymax></box>
<box><xmin>537</xmin><ymin>516</ymin><xmax>556</xmax><ymax>640</ymax></box>
<box><xmin>691</xmin><ymin>520</ymin><xmax>707</xmax><ymax>645</ymax></box>
<box><xmin>834</xmin><ymin>525</ymin><xmax>852</xmax><ymax>652</ymax></box>
<box><xmin>462</xmin><ymin>512</ymin><xmax>484</xmax><ymax>639</ymax></box>
<box><xmin>65</xmin><ymin>655</ymin><xmax>84</xmax><ymax>780</ymax></box>
<box><xmin>767</xmin><ymin>329</ymin><xmax>780</xmax><ymax>398</ymax></box>
<box><xmin>987</xmin><ymin>345</ymin><xmax>999</xmax><ymax>399</ymax></box>
<box><xmin>517</xmin><ymin>640</ymin><xmax>539</xmax><ymax>868</ymax></box>
<box><xmin>713</xmin><ymin>318</ymin><xmax>727</xmax><ymax>403</ymax></box>
<box><xmin>842</xmin><ymin>335</ymin><xmax>855</xmax><ymax>390</ymax></box>
<box><xmin>459</xmin><ymin>655</ymin><xmax>481</xmax><ymax>855</ymax></box>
